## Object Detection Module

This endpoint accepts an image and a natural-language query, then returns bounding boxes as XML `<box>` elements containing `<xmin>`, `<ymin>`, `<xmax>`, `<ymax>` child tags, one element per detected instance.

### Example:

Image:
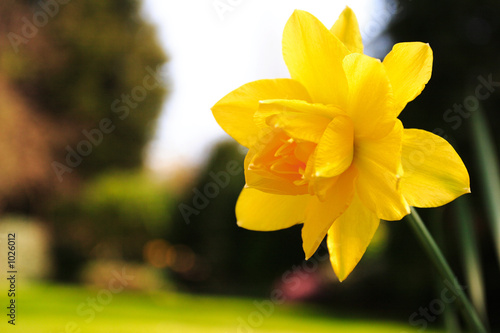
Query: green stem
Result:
<box><xmin>405</xmin><ymin>207</ymin><xmax>488</xmax><ymax>333</ymax></box>
<box><xmin>429</xmin><ymin>209</ymin><xmax>462</xmax><ymax>333</ymax></box>
<box><xmin>471</xmin><ymin>108</ymin><xmax>500</xmax><ymax>266</ymax></box>
<box><xmin>455</xmin><ymin>198</ymin><xmax>488</xmax><ymax>326</ymax></box>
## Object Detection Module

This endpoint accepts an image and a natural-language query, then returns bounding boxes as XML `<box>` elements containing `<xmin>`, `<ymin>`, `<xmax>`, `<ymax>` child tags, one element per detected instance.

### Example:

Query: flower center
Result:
<box><xmin>245</xmin><ymin>129</ymin><xmax>316</xmax><ymax>195</ymax></box>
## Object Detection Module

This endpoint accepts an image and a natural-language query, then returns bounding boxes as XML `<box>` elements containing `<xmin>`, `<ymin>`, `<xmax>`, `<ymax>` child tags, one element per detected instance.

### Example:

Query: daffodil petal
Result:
<box><xmin>354</xmin><ymin>120</ymin><xmax>410</xmax><ymax>220</ymax></box>
<box><xmin>383</xmin><ymin>42</ymin><xmax>433</xmax><ymax>116</ymax></box>
<box><xmin>302</xmin><ymin>149</ymin><xmax>339</xmax><ymax>199</ymax></box>
<box><xmin>258</xmin><ymin>99</ymin><xmax>344</xmax><ymax>119</ymax></box>
<box><xmin>264</xmin><ymin>112</ymin><xmax>329</xmax><ymax>143</ymax></box>
<box><xmin>401</xmin><ymin>129</ymin><xmax>470</xmax><ymax>207</ymax></box>
<box><xmin>283</xmin><ymin>10</ymin><xmax>349</xmax><ymax>106</ymax></box>
<box><xmin>343</xmin><ymin>53</ymin><xmax>397</xmax><ymax>138</ymax></box>
<box><xmin>327</xmin><ymin>194</ymin><xmax>380</xmax><ymax>281</ymax></box>
<box><xmin>211</xmin><ymin>79</ymin><xmax>311</xmax><ymax>148</ymax></box>
<box><xmin>330</xmin><ymin>7</ymin><xmax>363</xmax><ymax>53</ymax></box>
<box><xmin>302</xmin><ymin>166</ymin><xmax>357</xmax><ymax>259</ymax></box>
<box><xmin>256</xmin><ymin>99</ymin><xmax>343</xmax><ymax>143</ymax></box>
<box><xmin>236</xmin><ymin>187</ymin><xmax>309</xmax><ymax>231</ymax></box>
<box><xmin>315</xmin><ymin>116</ymin><xmax>354</xmax><ymax>178</ymax></box>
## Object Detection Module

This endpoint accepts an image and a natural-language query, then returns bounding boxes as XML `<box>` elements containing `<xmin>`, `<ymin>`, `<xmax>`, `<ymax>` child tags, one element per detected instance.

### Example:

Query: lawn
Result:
<box><xmin>0</xmin><ymin>282</ymin><xmax>443</xmax><ymax>333</ymax></box>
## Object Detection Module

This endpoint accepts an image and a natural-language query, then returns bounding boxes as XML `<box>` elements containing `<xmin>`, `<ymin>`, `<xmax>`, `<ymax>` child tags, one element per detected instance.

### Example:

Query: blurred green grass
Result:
<box><xmin>0</xmin><ymin>283</ymin><xmax>443</xmax><ymax>333</ymax></box>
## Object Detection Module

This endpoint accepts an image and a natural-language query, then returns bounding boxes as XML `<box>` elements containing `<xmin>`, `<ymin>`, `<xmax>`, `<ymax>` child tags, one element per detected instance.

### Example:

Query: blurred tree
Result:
<box><xmin>0</xmin><ymin>0</ymin><xmax>169</xmax><ymax>281</ymax></box>
<box><xmin>0</xmin><ymin>76</ymin><xmax>56</xmax><ymax>213</ymax></box>
<box><xmin>0</xmin><ymin>0</ymin><xmax>167</xmax><ymax>211</ymax></box>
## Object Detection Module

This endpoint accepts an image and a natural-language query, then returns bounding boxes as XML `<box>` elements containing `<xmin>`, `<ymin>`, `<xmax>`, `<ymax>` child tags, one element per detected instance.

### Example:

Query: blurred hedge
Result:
<box><xmin>50</xmin><ymin>170</ymin><xmax>174</xmax><ymax>281</ymax></box>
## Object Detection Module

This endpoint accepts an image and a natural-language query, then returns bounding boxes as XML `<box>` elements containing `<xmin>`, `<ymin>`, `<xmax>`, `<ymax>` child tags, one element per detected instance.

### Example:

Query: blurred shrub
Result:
<box><xmin>50</xmin><ymin>170</ymin><xmax>175</xmax><ymax>282</ymax></box>
<box><xmin>81</xmin><ymin>171</ymin><xmax>170</xmax><ymax>234</ymax></box>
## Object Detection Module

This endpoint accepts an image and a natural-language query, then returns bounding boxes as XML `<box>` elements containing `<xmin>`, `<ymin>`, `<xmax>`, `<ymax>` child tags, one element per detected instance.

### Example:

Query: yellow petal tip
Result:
<box><xmin>334</xmin><ymin>268</ymin><xmax>349</xmax><ymax>282</ymax></box>
<box><xmin>291</xmin><ymin>9</ymin><xmax>307</xmax><ymax>17</ymax></box>
<box><xmin>303</xmin><ymin>244</ymin><xmax>315</xmax><ymax>261</ymax></box>
<box><xmin>340</xmin><ymin>6</ymin><xmax>354</xmax><ymax>16</ymax></box>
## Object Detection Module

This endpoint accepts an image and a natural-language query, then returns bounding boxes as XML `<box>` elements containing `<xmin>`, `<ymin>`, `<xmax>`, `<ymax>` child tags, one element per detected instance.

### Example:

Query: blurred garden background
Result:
<box><xmin>0</xmin><ymin>0</ymin><xmax>499</xmax><ymax>332</ymax></box>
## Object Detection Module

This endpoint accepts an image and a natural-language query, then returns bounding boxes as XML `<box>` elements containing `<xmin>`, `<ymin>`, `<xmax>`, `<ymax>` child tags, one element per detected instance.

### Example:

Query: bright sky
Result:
<box><xmin>142</xmin><ymin>0</ymin><xmax>395</xmax><ymax>174</ymax></box>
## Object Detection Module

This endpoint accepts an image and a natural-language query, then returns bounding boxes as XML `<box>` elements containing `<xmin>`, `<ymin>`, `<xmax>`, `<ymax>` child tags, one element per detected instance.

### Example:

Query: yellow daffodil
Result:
<box><xmin>211</xmin><ymin>7</ymin><xmax>470</xmax><ymax>281</ymax></box>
